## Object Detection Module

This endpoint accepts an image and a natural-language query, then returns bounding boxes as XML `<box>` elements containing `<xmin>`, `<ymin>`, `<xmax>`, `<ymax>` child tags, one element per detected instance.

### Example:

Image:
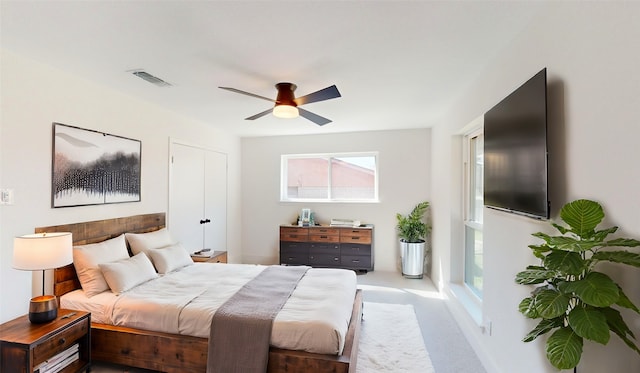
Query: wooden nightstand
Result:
<box><xmin>0</xmin><ymin>309</ymin><xmax>91</xmax><ymax>373</ymax></box>
<box><xmin>191</xmin><ymin>250</ymin><xmax>227</xmax><ymax>263</ymax></box>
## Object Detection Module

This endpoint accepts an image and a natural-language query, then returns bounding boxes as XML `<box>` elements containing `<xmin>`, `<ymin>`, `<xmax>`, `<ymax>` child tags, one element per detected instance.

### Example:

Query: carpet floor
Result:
<box><xmin>357</xmin><ymin>302</ymin><xmax>434</xmax><ymax>373</ymax></box>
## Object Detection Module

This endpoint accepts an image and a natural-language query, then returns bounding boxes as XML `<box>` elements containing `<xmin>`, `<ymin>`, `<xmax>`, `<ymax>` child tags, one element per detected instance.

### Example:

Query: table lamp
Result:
<box><xmin>12</xmin><ymin>232</ymin><xmax>73</xmax><ymax>323</ymax></box>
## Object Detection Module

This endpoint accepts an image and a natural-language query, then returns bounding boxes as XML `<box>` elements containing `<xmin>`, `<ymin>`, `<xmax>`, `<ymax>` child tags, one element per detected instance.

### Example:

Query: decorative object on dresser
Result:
<box><xmin>191</xmin><ymin>250</ymin><xmax>228</xmax><ymax>263</ymax></box>
<box><xmin>396</xmin><ymin>201</ymin><xmax>430</xmax><ymax>279</ymax></box>
<box><xmin>0</xmin><ymin>309</ymin><xmax>91</xmax><ymax>372</ymax></box>
<box><xmin>280</xmin><ymin>225</ymin><xmax>374</xmax><ymax>271</ymax></box>
<box><xmin>12</xmin><ymin>232</ymin><xmax>73</xmax><ymax>323</ymax></box>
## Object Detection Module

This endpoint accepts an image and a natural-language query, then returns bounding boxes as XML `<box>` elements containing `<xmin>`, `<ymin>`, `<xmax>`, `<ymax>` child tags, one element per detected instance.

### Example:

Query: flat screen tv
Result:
<box><xmin>484</xmin><ymin>68</ymin><xmax>549</xmax><ymax>220</ymax></box>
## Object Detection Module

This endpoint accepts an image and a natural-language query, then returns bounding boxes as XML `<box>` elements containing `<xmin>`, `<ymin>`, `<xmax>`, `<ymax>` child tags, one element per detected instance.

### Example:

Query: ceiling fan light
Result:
<box><xmin>273</xmin><ymin>104</ymin><xmax>299</xmax><ymax>119</ymax></box>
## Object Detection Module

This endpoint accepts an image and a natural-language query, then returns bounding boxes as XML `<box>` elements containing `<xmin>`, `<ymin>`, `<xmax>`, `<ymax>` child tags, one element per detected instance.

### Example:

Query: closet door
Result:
<box><xmin>204</xmin><ymin>150</ymin><xmax>227</xmax><ymax>251</ymax></box>
<box><xmin>169</xmin><ymin>142</ymin><xmax>227</xmax><ymax>253</ymax></box>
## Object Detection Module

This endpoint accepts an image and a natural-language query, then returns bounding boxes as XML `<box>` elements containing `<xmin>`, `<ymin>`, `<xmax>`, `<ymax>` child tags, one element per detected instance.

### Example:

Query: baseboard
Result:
<box><xmin>442</xmin><ymin>284</ymin><xmax>500</xmax><ymax>373</ymax></box>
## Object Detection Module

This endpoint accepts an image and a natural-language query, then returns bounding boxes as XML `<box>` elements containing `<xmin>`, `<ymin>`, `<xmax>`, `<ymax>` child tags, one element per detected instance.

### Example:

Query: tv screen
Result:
<box><xmin>484</xmin><ymin>68</ymin><xmax>549</xmax><ymax>219</ymax></box>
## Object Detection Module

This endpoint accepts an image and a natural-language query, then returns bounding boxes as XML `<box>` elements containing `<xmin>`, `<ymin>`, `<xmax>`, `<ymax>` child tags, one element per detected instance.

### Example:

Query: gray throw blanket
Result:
<box><xmin>207</xmin><ymin>265</ymin><xmax>310</xmax><ymax>373</ymax></box>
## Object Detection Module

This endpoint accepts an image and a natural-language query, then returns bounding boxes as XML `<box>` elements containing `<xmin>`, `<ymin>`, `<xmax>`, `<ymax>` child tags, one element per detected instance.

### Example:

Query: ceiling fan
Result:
<box><xmin>219</xmin><ymin>83</ymin><xmax>341</xmax><ymax>126</ymax></box>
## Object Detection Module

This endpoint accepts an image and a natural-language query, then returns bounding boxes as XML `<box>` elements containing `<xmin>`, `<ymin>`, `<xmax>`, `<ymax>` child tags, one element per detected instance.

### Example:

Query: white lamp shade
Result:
<box><xmin>13</xmin><ymin>232</ymin><xmax>73</xmax><ymax>270</ymax></box>
<box><xmin>273</xmin><ymin>104</ymin><xmax>299</xmax><ymax>118</ymax></box>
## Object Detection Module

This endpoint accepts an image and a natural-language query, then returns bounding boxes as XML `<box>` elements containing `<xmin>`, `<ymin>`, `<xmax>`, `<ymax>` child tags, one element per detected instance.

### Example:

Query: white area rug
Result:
<box><xmin>357</xmin><ymin>302</ymin><xmax>435</xmax><ymax>373</ymax></box>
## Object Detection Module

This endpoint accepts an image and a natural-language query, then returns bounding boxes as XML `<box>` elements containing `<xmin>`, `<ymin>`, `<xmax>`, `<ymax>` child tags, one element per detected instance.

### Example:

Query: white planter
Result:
<box><xmin>400</xmin><ymin>240</ymin><xmax>425</xmax><ymax>279</ymax></box>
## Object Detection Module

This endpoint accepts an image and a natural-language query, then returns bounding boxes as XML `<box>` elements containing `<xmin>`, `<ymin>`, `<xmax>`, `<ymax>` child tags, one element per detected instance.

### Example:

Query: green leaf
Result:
<box><xmin>567</xmin><ymin>307</ymin><xmax>610</xmax><ymax>344</ymax></box>
<box><xmin>544</xmin><ymin>251</ymin><xmax>585</xmax><ymax>275</ymax></box>
<box><xmin>562</xmin><ymin>272</ymin><xmax>619</xmax><ymax>307</ymax></box>
<box><xmin>523</xmin><ymin>318</ymin><xmax>564</xmax><ymax>342</ymax></box>
<box><xmin>546</xmin><ymin>327</ymin><xmax>583</xmax><ymax>370</ymax></box>
<box><xmin>529</xmin><ymin>244</ymin><xmax>551</xmax><ymax>259</ymax></box>
<box><xmin>560</xmin><ymin>199</ymin><xmax>604</xmax><ymax>238</ymax></box>
<box><xmin>515</xmin><ymin>269</ymin><xmax>557</xmax><ymax>285</ymax></box>
<box><xmin>600</xmin><ymin>307</ymin><xmax>640</xmax><ymax>355</ymax></box>
<box><xmin>396</xmin><ymin>201</ymin><xmax>429</xmax><ymax>242</ymax></box>
<box><xmin>526</xmin><ymin>265</ymin><xmax>547</xmax><ymax>270</ymax></box>
<box><xmin>534</xmin><ymin>289</ymin><xmax>571</xmax><ymax>319</ymax></box>
<box><xmin>603</xmin><ymin>238</ymin><xmax>640</xmax><ymax>249</ymax></box>
<box><xmin>519</xmin><ymin>297</ymin><xmax>539</xmax><ymax>319</ymax></box>
<box><xmin>551</xmin><ymin>222</ymin><xmax>570</xmax><ymax>235</ymax></box>
<box><xmin>532</xmin><ymin>232</ymin><xmax>552</xmax><ymax>243</ymax></box>
<box><xmin>592</xmin><ymin>250</ymin><xmax>640</xmax><ymax>268</ymax></box>
<box><xmin>592</xmin><ymin>226</ymin><xmax>618</xmax><ymax>242</ymax></box>
<box><xmin>615</xmin><ymin>286</ymin><xmax>640</xmax><ymax>314</ymax></box>
<box><xmin>547</xmin><ymin>236</ymin><xmax>600</xmax><ymax>252</ymax></box>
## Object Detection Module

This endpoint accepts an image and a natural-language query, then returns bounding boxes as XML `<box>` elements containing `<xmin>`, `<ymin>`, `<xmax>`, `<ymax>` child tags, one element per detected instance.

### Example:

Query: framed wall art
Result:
<box><xmin>52</xmin><ymin>123</ymin><xmax>141</xmax><ymax>208</ymax></box>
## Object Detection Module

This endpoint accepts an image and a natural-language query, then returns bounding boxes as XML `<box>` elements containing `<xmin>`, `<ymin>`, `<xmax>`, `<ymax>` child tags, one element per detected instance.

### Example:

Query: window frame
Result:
<box><xmin>463</xmin><ymin>127</ymin><xmax>484</xmax><ymax>300</ymax></box>
<box><xmin>280</xmin><ymin>152</ymin><xmax>379</xmax><ymax>203</ymax></box>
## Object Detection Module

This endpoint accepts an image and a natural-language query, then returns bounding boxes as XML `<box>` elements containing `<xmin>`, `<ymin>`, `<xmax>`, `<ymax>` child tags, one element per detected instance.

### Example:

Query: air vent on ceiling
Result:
<box><xmin>131</xmin><ymin>70</ymin><xmax>172</xmax><ymax>87</ymax></box>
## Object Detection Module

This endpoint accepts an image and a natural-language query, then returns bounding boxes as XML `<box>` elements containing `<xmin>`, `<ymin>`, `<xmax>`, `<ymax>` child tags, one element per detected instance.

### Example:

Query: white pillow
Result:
<box><xmin>99</xmin><ymin>252</ymin><xmax>158</xmax><ymax>294</ymax></box>
<box><xmin>125</xmin><ymin>228</ymin><xmax>175</xmax><ymax>258</ymax></box>
<box><xmin>148</xmin><ymin>244</ymin><xmax>194</xmax><ymax>274</ymax></box>
<box><xmin>73</xmin><ymin>234</ymin><xmax>129</xmax><ymax>297</ymax></box>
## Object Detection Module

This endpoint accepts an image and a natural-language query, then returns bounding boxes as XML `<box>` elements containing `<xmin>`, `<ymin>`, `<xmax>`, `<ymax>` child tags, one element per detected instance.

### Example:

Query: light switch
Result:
<box><xmin>0</xmin><ymin>189</ymin><xmax>14</xmax><ymax>205</ymax></box>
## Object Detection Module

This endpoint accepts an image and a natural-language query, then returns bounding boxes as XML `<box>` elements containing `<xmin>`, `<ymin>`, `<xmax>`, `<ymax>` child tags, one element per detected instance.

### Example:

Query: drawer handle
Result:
<box><xmin>351</xmin><ymin>237</ymin><xmax>360</xmax><ymax>240</ymax></box>
<box><xmin>58</xmin><ymin>338</ymin><xmax>66</xmax><ymax>345</ymax></box>
<box><xmin>351</xmin><ymin>259</ymin><xmax>360</xmax><ymax>263</ymax></box>
<box><xmin>334</xmin><ymin>257</ymin><xmax>339</xmax><ymax>261</ymax></box>
<box><xmin>320</xmin><ymin>235</ymin><xmax>328</xmax><ymax>239</ymax></box>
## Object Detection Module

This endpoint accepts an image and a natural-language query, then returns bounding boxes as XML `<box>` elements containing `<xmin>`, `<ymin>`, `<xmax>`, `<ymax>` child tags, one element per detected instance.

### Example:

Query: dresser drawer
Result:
<box><xmin>340</xmin><ymin>243</ymin><xmax>371</xmax><ymax>256</ymax></box>
<box><xmin>32</xmin><ymin>315</ymin><xmax>89</xmax><ymax>366</ymax></box>
<box><xmin>280</xmin><ymin>248</ymin><xmax>309</xmax><ymax>265</ymax></box>
<box><xmin>339</xmin><ymin>229</ymin><xmax>372</xmax><ymax>244</ymax></box>
<box><xmin>280</xmin><ymin>241</ymin><xmax>309</xmax><ymax>251</ymax></box>
<box><xmin>341</xmin><ymin>255</ymin><xmax>372</xmax><ymax>269</ymax></box>
<box><xmin>308</xmin><ymin>253</ymin><xmax>341</xmax><ymax>266</ymax></box>
<box><xmin>309</xmin><ymin>234</ymin><xmax>340</xmax><ymax>243</ymax></box>
<box><xmin>309</xmin><ymin>227</ymin><xmax>340</xmax><ymax>235</ymax></box>
<box><xmin>309</xmin><ymin>243</ymin><xmax>340</xmax><ymax>254</ymax></box>
<box><xmin>280</xmin><ymin>227</ymin><xmax>309</xmax><ymax>242</ymax></box>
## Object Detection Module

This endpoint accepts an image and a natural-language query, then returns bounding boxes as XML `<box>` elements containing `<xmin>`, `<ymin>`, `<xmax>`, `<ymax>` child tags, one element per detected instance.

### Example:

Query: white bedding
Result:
<box><xmin>61</xmin><ymin>263</ymin><xmax>357</xmax><ymax>355</ymax></box>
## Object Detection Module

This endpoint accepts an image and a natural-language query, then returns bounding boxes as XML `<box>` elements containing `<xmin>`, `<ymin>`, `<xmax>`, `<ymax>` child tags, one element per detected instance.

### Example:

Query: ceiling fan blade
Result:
<box><xmin>298</xmin><ymin>108</ymin><xmax>332</xmax><ymax>126</ymax></box>
<box><xmin>245</xmin><ymin>108</ymin><xmax>273</xmax><ymax>121</ymax></box>
<box><xmin>219</xmin><ymin>87</ymin><xmax>275</xmax><ymax>102</ymax></box>
<box><xmin>294</xmin><ymin>85</ymin><xmax>341</xmax><ymax>106</ymax></box>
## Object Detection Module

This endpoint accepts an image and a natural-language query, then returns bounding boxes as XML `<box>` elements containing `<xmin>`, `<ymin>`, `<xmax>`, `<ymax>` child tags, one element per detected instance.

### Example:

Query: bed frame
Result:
<box><xmin>42</xmin><ymin>213</ymin><xmax>363</xmax><ymax>373</ymax></box>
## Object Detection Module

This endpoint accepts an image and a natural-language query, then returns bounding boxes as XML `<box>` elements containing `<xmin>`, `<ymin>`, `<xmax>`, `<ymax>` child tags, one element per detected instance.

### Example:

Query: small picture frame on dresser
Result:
<box><xmin>300</xmin><ymin>208</ymin><xmax>311</xmax><ymax>226</ymax></box>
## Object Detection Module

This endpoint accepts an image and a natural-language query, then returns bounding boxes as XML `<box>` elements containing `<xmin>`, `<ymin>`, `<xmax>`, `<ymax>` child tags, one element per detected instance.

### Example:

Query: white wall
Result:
<box><xmin>431</xmin><ymin>3</ymin><xmax>640</xmax><ymax>373</ymax></box>
<box><xmin>0</xmin><ymin>50</ymin><xmax>242</xmax><ymax>323</ymax></box>
<box><xmin>241</xmin><ymin>129</ymin><xmax>431</xmax><ymax>271</ymax></box>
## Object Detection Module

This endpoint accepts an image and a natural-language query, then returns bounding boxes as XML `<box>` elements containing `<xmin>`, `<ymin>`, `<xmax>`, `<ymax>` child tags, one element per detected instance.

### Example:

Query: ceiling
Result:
<box><xmin>1</xmin><ymin>1</ymin><xmax>547</xmax><ymax>137</ymax></box>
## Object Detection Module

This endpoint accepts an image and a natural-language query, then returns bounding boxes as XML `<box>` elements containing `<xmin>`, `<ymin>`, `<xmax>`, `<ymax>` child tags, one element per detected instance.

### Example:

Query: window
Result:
<box><xmin>281</xmin><ymin>153</ymin><xmax>378</xmax><ymax>202</ymax></box>
<box><xmin>464</xmin><ymin>130</ymin><xmax>483</xmax><ymax>298</ymax></box>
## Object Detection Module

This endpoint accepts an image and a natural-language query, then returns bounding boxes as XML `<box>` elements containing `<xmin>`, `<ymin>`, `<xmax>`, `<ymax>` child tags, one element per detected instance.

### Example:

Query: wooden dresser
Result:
<box><xmin>280</xmin><ymin>225</ymin><xmax>374</xmax><ymax>271</ymax></box>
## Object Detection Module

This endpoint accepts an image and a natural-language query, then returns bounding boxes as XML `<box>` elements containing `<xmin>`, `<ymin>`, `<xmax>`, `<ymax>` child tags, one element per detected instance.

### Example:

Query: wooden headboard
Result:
<box><xmin>35</xmin><ymin>213</ymin><xmax>165</xmax><ymax>298</ymax></box>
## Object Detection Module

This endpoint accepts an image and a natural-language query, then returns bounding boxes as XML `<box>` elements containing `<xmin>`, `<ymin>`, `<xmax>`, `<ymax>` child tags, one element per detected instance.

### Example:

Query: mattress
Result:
<box><xmin>61</xmin><ymin>263</ymin><xmax>357</xmax><ymax>355</ymax></box>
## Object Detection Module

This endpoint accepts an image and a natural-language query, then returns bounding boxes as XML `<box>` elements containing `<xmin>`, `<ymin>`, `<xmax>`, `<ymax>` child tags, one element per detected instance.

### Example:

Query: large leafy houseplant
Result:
<box><xmin>396</xmin><ymin>201</ymin><xmax>430</xmax><ymax>243</ymax></box>
<box><xmin>516</xmin><ymin>199</ymin><xmax>640</xmax><ymax>370</ymax></box>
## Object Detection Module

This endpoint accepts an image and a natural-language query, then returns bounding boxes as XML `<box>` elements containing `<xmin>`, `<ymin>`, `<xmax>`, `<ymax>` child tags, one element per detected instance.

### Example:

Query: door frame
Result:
<box><xmin>168</xmin><ymin>138</ymin><xmax>228</xmax><ymax>252</ymax></box>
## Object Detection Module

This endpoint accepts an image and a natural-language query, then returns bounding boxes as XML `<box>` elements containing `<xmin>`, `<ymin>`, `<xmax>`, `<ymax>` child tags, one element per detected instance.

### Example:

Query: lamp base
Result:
<box><xmin>28</xmin><ymin>295</ymin><xmax>58</xmax><ymax>323</ymax></box>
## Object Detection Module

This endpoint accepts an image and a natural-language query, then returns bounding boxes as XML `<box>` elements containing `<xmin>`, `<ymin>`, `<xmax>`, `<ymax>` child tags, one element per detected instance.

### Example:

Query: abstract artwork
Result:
<box><xmin>52</xmin><ymin>123</ymin><xmax>141</xmax><ymax>208</ymax></box>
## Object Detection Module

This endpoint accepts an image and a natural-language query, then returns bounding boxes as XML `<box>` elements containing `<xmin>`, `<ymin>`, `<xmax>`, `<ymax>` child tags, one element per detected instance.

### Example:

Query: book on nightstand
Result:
<box><xmin>191</xmin><ymin>248</ymin><xmax>213</xmax><ymax>258</ymax></box>
<box><xmin>34</xmin><ymin>343</ymin><xmax>79</xmax><ymax>373</ymax></box>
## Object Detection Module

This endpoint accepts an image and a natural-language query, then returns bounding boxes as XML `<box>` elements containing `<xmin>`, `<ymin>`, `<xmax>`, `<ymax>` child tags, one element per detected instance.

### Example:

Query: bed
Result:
<box><xmin>42</xmin><ymin>213</ymin><xmax>363</xmax><ymax>373</ymax></box>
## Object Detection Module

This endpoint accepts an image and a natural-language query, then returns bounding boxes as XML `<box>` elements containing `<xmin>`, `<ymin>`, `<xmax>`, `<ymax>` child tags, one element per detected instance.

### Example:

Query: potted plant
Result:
<box><xmin>516</xmin><ymin>199</ymin><xmax>640</xmax><ymax>371</ymax></box>
<box><xmin>396</xmin><ymin>201</ymin><xmax>430</xmax><ymax>278</ymax></box>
